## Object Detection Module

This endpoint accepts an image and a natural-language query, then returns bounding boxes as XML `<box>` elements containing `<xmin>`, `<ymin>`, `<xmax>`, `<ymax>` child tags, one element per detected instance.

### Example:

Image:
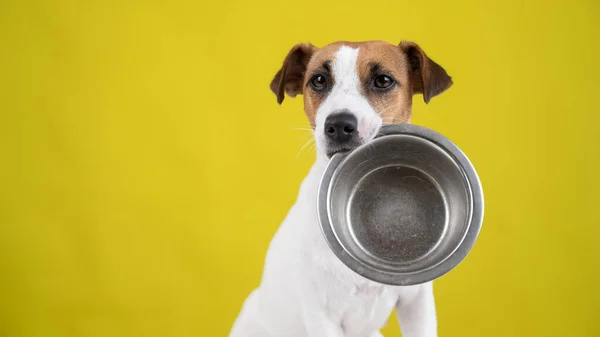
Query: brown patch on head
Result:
<box><xmin>354</xmin><ymin>40</ymin><xmax>453</xmax><ymax>123</ymax></box>
<box><xmin>355</xmin><ymin>41</ymin><xmax>414</xmax><ymax>124</ymax></box>
<box><xmin>270</xmin><ymin>40</ymin><xmax>453</xmax><ymax>127</ymax></box>
<box><xmin>300</xmin><ymin>43</ymin><xmax>344</xmax><ymax>127</ymax></box>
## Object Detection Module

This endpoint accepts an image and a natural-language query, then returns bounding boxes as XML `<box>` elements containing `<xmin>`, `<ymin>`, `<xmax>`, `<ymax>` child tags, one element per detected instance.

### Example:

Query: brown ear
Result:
<box><xmin>270</xmin><ymin>43</ymin><xmax>317</xmax><ymax>104</ymax></box>
<box><xmin>399</xmin><ymin>41</ymin><xmax>453</xmax><ymax>104</ymax></box>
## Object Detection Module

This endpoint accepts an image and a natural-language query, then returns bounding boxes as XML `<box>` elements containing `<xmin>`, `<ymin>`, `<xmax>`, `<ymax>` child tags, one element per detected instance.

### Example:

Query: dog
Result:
<box><xmin>229</xmin><ymin>40</ymin><xmax>453</xmax><ymax>337</ymax></box>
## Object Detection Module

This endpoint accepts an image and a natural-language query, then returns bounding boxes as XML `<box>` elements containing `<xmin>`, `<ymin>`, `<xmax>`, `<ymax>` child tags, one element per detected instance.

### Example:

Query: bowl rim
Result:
<box><xmin>317</xmin><ymin>123</ymin><xmax>484</xmax><ymax>285</ymax></box>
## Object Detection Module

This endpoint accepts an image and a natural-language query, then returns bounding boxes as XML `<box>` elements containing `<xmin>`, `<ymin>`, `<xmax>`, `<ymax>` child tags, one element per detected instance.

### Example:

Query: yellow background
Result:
<box><xmin>1</xmin><ymin>0</ymin><xmax>599</xmax><ymax>336</ymax></box>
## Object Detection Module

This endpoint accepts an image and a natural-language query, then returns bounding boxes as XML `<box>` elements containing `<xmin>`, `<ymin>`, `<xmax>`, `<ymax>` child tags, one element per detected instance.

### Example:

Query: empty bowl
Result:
<box><xmin>317</xmin><ymin>124</ymin><xmax>484</xmax><ymax>286</ymax></box>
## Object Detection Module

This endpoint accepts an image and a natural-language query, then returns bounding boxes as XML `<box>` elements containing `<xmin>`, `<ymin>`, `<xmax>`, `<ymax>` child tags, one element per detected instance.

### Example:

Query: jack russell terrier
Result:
<box><xmin>229</xmin><ymin>40</ymin><xmax>453</xmax><ymax>337</ymax></box>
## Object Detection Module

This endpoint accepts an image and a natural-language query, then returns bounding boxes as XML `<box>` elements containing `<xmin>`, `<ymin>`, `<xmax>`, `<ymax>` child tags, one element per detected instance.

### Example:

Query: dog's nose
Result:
<box><xmin>324</xmin><ymin>113</ymin><xmax>358</xmax><ymax>143</ymax></box>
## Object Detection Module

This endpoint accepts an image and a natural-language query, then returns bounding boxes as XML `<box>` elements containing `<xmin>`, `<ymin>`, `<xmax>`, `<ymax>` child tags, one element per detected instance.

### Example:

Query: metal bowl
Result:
<box><xmin>317</xmin><ymin>124</ymin><xmax>484</xmax><ymax>286</ymax></box>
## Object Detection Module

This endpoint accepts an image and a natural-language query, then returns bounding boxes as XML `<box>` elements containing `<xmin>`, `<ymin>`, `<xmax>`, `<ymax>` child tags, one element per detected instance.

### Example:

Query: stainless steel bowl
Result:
<box><xmin>317</xmin><ymin>124</ymin><xmax>484</xmax><ymax>286</ymax></box>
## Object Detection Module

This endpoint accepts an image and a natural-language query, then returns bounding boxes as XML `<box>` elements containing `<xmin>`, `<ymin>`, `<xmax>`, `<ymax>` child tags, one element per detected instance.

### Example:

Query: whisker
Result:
<box><xmin>280</xmin><ymin>124</ymin><xmax>315</xmax><ymax>135</ymax></box>
<box><xmin>295</xmin><ymin>137</ymin><xmax>316</xmax><ymax>159</ymax></box>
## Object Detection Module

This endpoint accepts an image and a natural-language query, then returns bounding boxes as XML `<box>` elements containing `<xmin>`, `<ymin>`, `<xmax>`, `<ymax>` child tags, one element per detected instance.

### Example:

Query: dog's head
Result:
<box><xmin>271</xmin><ymin>40</ymin><xmax>453</xmax><ymax>158</ymax></box>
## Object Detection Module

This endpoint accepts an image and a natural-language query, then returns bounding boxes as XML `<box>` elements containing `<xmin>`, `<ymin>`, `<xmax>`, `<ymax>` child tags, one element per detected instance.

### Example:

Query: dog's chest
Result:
<box><xmin>324</xmin><ymin>272</ymin><xmax>399</xmax><ymax>335</ymax></box>
<box><xmin>297</xmin><ymin>213</ymin><xmax>398</xmax><ymax>334</ymax></box>
<box><xmin>287</xmin><ymin>161</ymin><xmax>400</xmax><ymax>334</ymax></box>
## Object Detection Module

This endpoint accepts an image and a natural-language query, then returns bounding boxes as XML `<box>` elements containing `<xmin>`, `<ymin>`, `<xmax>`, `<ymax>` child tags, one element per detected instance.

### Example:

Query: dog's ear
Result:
<box><xmin>399</xmin><ymin>41</ymin><xmax>453</xmax><ymax>104</ymax></box>
<box><xmin>270</xmin><ymin>43</ymin><xmax>317</xmax><ymax>104</ymax></box>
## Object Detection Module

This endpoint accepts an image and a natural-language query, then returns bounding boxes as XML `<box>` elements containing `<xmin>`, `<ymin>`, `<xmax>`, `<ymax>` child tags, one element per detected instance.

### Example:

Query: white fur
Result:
<box><xmin>230</xmin><ymin>46</ymin><xmax>437</xmax><ymax>337</ymax></box>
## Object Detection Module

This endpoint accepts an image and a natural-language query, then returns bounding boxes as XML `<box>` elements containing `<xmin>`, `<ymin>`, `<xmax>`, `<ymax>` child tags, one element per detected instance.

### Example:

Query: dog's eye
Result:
<box><xmin>309</xmin><ymin>74</ymin><xmax>327</xmax><ymax>91</ymax></box>
<box><xmin>373</xmin><ymin>75</ymin><xmax>395</xmax><ymax>90</ymax></box>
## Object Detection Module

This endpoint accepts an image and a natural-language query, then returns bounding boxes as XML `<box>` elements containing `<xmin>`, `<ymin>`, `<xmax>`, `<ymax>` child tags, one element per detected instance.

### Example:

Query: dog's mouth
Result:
<box><xmin>325</xmin><ymin>141</ymin><xmax>363</xmax><ymax>158</ymax></box>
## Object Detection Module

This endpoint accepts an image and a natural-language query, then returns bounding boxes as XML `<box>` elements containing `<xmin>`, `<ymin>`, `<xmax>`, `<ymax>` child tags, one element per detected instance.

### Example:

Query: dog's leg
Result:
<box><xmin>300</xmin><ymin>281</ymin><xmax>345</xmax><ymax>337</ymax></box>
<box><xmin>301</xmin><ymin>306</ymin><xmax>345</xmax><ymax>337</ymax></box>
<box><xmin>369</xmin><ymin>331</ymin><xmax>384</xmax><ymax>337</ymax></box>
<box><xmin>395</xmin><ymin>282</ymin><xmax>437</xmax><ymax>337</ymax></box>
